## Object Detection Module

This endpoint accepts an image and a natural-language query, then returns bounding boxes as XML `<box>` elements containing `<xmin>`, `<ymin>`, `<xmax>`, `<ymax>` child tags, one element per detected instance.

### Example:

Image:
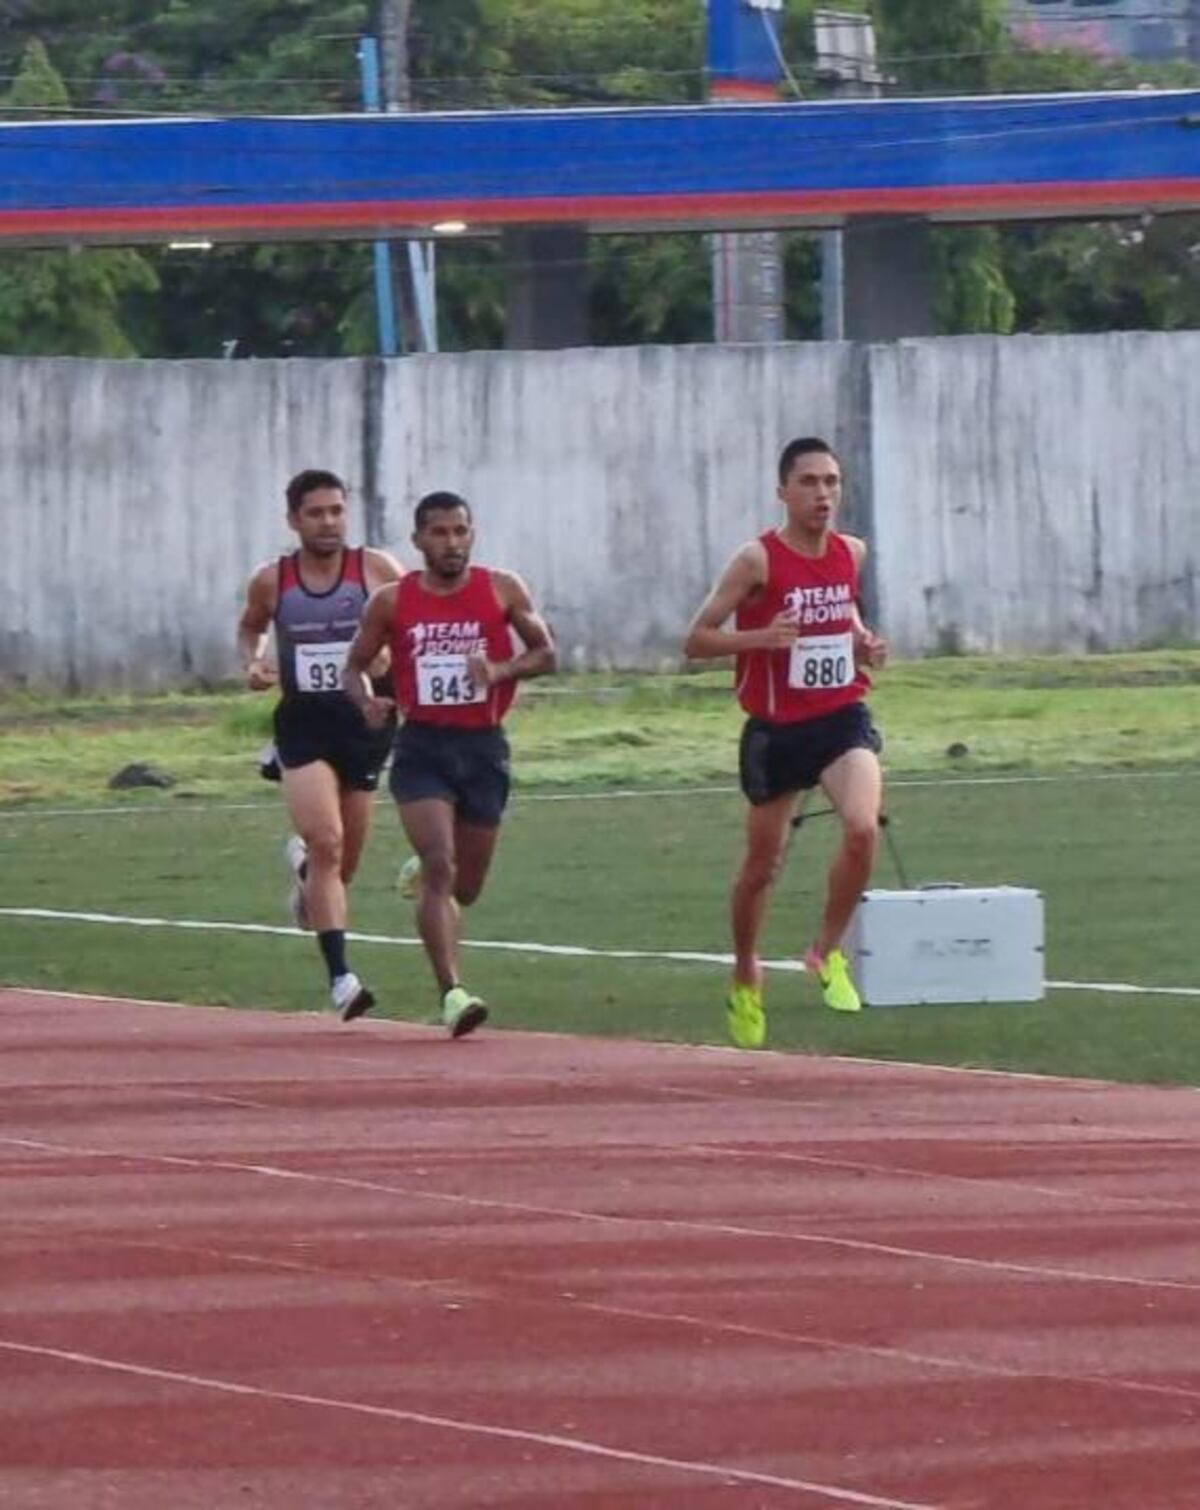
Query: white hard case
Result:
<box><xmin>843</xmin><ymin>886</ymin><xmax>1044</xmax><ymax>1007</ymax></box>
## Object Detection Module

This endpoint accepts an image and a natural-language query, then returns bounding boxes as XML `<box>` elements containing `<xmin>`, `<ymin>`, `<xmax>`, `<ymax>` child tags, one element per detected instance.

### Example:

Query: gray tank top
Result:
<box><xmin>273</xmin><ymin>547</ymin><xmax>370</xmax><ymax>699</ymax></box>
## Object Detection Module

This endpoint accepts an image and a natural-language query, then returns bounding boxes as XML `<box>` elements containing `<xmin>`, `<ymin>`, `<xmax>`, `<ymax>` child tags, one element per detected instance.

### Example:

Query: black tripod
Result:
<box><xmin>789</xmin><ymin>804</ymin><xmax>910</xmax><ymax>890</ymax></box>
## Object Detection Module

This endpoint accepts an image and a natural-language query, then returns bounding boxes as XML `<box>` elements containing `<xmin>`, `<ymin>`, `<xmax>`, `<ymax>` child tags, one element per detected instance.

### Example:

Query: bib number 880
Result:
<box><xmin>788</xmin><ymin>632</ymin><xmax>854</xmax><ymax>692</ymax></box>
<box><xmin>800</xmin><ymin>653</ymin><xmax>848</xmax><ymax>688</ymax></box>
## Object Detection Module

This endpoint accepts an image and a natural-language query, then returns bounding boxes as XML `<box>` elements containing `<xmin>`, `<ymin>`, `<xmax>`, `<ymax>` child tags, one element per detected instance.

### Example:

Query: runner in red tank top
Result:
<box><xmin>345</xmin><ymin>490</ymin><xmax>556</xmax><ymax>1038</ymax></box>
<box><xmin>683</xmin><ymin>438</ymin><xmax>889</xmax><ymax>1046</ymax></box>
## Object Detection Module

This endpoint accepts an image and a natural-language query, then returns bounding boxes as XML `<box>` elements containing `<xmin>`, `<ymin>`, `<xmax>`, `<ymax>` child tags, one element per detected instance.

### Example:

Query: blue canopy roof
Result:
<box><xmin>2</xmin><ymin>91</ymin><xmax>1198</xmax><ymax>245</ymax></box>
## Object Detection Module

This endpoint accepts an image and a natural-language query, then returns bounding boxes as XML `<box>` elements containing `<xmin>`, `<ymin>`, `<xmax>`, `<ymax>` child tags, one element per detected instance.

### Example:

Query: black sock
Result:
<box><xmin>318</xmin><ymin>930</ymin><xmax>349</xmax><ymax>984</ymax></box>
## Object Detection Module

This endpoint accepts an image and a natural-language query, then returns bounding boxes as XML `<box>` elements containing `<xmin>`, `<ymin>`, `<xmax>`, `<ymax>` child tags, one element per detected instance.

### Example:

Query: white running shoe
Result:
<box><xmin>398</xmin><ymin>854</ymin><xmax>423</xmax><ymax>900</ymax></box>
<box><xmin>331</xmin><ymin>972</ymin><xmax>375</xmax><ymax>1023</ymax></box>
<box><xmin>284</xmin><ymin>835</ymin><xmax>311</xmax><ymax>931</ymax></box>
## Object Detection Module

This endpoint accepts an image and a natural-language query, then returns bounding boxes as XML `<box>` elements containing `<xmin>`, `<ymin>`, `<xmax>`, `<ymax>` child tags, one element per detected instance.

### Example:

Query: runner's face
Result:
<box><xmin>779</xmin><ymin>453</ymin><xmax>842</xmax><ymax>532</ymax></box>
<box><xmin>414</xmin><ymin>507</ymin><xmax>474</xmax><ymax>580</ymax></box>
<box><xmin>289</xmin><ymin>488</ymin><xmax>348</xmax><ymax>557</ymax></box>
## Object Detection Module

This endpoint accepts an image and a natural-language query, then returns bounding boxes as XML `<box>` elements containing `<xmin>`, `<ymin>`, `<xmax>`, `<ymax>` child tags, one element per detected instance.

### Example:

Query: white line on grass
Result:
<box><xmin>3</xmin><ymin>905</ymin><xmax>1200</xmax><ymax>1000</ymax></box>
<box><xmin>0</xmin><ymin>767</ymin><xmax>1195</xmax><ymax>821</ymax></box>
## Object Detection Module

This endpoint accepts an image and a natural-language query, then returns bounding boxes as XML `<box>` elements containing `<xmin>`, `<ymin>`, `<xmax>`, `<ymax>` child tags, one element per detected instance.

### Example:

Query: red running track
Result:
<box><xmin>1</xmin><ymin>988</ymin><xmax>1198</xmax><ymax>1508</ymax></box>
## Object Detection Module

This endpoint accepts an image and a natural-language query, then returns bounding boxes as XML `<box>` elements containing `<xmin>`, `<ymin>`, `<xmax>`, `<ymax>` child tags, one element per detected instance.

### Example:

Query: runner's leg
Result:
<box><xmin>813</xmin><ymin>746</ymin><xmax>882</xmax><ymax>957</ymax></box>
<box><xmin>338</xmin><ymin>787</ymin><xmax>375</xmax><ymax>886</ymax></box>
<box><xmin>282</xmin><ymin>762</ymin><xmax>347</xmax><ymax>933</ymax></box>
<box><xmin>731</xmin><ymin>790</ymin><xmax>798</xmax><ymax>988</ymax></box>
<box><xmin>399</xmin><ymin>797</ymin><xmax>460</xmax><ymax>993</ymax></box>
<box><xmin>452</xmin><ymin>819</ymin><xmax>501</xmax><ymax>907</ymax></box>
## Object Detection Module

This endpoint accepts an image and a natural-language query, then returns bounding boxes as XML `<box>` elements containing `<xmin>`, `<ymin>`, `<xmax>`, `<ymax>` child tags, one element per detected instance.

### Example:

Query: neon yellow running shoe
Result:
<box><xmin>805</xmin><ymin>947</ymin><xmax>862</xmax><ymax>1013</ymax></box>
<box><xmin>726</xmin><ymin>982</ymin><xmax>766</xmax><ymax>1050</ymax></box>
<box><xmin>398</xmin><ymin>854</ymin><xmax>423</xmax><ymax>900</ymax></box>
<box><xmin>442</xmin><ymin>985</ymin><xmax>488</xmax><ymax>1039</ymax></box>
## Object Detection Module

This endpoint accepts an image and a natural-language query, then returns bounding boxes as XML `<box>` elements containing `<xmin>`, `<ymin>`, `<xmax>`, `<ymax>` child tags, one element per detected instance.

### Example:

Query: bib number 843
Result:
<box><xmin>417</xmin><ymin>654</ymin><xmax>486</xmax><ymax>706</ymax></box>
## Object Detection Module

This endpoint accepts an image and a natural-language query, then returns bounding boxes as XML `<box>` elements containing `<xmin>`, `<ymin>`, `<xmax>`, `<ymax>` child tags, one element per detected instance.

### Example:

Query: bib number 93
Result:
<box><xmin>295</xmin><ymin>640</ymin><xmax>350</xmax><ymax>693</ymax></box>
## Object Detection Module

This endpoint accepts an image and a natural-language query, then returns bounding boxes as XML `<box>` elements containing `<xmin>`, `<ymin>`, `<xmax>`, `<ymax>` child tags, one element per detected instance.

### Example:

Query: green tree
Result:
<box><xmin>0</xmin><ymin>39</ymin><xmax>157</xmax><ymax>357</ymax></box>
<box><xmin>4</xmin><ymin>37</ymin><xmax>69</xmax><ymax>113</ymax></box>
<box><xmin>869</xmin><ymin>0</ymin><xmax>1200</xmax><ymax>336</ymax></box>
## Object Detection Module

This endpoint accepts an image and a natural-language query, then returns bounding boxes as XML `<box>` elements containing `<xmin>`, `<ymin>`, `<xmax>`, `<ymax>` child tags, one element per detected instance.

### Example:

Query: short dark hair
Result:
<box><xmin>778</xmin><ymin>437</ymin><xmax>839</xmax><ymax>487</ymax></box>
<box><xmin>414</xmin><ymin>490</ymin><xmax>472</xmax><ymax>530</ymax></box>
<box><xmin>286</xmin><ymin>469</ymin><xmax>347</xmax><ymax>513</ymax></box>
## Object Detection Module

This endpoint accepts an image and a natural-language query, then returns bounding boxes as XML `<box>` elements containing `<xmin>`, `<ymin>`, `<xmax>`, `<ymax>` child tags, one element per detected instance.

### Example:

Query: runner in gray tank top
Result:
<box><xmin>237</xmin><ymin>469</ymin><xmax>404</xmax><ymax>1020</ymax></box>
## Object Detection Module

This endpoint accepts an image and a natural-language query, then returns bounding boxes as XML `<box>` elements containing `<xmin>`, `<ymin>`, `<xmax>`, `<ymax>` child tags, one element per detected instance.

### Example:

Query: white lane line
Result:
<box><xmin>0</xmin><ymin>766</ymin><xmax>1194</xmax><ymax>821</ymax></box>
<box><xmin>4</xmin><ymin>905</ymin><xmax>1200</xmax><ymax>999</ymax></box>
<box><xmin>0</xmin><ymin>905</ymin><xmax>800</xmax><ymax>971</ymax></box>
<box><xmin>7</xmin><ymin>1135</ymin><xmax>1200</xmax><ymax>1295</ymax></box>
<box><xmin>0</xmin><ymin>1338</ymin><xmax>936</xmax><ymax>1509</ymax></box>
<box><xmin>690</xmin><ymin>1144</ymin><xmax>1200</xmax><ymax>1215</ymax></box>
<box><xmin>573</xmin><ymin>1298</ymin><xmax>1200</xmax><ymax>1408</ymax></box>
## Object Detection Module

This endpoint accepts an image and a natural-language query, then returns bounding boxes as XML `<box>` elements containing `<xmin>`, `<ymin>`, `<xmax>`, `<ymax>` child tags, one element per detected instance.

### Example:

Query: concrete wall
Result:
<box><xmin>376</xmin><ymin>344</ymin><xmax>868</xmax><ymax>670</ymax></box>
<box><xmin>0</xmin><ymin>360</ymin><xmax>368</xmax><ymax>691</ymax></box>
<box><xmin>870</xmin><ymin>333</ymin><xmax>1200</xmax><ymax>654</ymax></box>
<box><xmin>1</xmin><ymin>333</ymin><xmax>1197</xmax><ymax>690</ymax></box>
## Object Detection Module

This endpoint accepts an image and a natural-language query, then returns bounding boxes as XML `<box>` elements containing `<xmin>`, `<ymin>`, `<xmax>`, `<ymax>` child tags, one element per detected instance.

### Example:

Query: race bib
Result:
<box><xmin>416</xmin><ymin>653</ymin><xmax>486</xmax><ymax>707</ymax></box>
<box><xmin>788</xmin><ymin>631</ymin><xmax>854</xmax><ymax>691</ymax></box>
<box><xmin>295</xmin><ymin>640</ymin><xmax>351</xmax><ymax>693</ymax></box>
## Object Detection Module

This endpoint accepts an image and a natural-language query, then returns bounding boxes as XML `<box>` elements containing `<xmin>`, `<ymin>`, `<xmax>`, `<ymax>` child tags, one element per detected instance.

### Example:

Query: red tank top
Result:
<box><xmin>392</xmin><ymin>566</ymin><xmax>516</xmax><ymax>728</ymax></box>
<box><xmin>735</xmin><ymin>530</ymin><xmax>869</xmax><ymax>725</ymax></box>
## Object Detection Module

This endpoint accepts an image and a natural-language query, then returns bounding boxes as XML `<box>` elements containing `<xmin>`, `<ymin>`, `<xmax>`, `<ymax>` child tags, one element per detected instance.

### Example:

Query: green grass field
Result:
<box><xmin>3</xmin><ymin>653</ymin><xmax>1200</xmax><ymax>1085</ymax></box>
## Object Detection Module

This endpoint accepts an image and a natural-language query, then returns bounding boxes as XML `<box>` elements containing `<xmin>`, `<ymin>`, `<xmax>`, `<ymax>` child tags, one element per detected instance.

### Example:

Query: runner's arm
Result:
<box><xmin>471</xmin><ymin>572</ymin><xmax>556</xmax><ymax>686</ymax></box>
<box><xmin>237</xmin><ymin>565</ymin><xmax>278</xmax><ymax>690</ymax></box>
<box><xmin>683</xmin><ymin>543</ymin><xmax>794</xmax><ymax>659</ymax></box>
<box><xmin>362</xmin><ymin>549</ymin><xmax>406</xmax><ymax>679</ymax></box>
<box><xmin>343</xmin><ymin>584</ymin><xmax>398</xmax><ymax>725</ymax></box>
<box><xmin>843</xmin><ymin>536</ymin><xmax>889</xmax><ymax>669</ymax></box>
<box><xmin>364</xmin><ymin>547</ymin><xmax>405</xmax><ymax>587</ymax></box>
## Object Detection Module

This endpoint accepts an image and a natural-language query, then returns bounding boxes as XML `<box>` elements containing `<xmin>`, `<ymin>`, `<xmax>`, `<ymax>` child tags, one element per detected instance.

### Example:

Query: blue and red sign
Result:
<box><xmin>0</xmin><ymin>91</ymin><xmax>1197</xmax><ymax>245</ymax></box>
<box><xmin>706</xmin><ymin>0</ymin><xmax>784</xmax><ymax>102</ymax></box>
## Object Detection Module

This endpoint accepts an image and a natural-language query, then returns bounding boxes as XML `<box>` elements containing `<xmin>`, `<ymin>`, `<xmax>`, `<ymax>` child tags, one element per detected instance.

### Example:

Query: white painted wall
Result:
<box><xmin>2</xmin><ymin>333</ymin><xmax>1197</xmax><ymax>691</ymax></box>
<box><xmin>871</xmin><ymin>332</ymin><xmax>1200</xmax><ymax>654</ymax></box>
<box><xmin>376</xmin><ymin>344</ymin><xmax>863</xmax><ymax>670</ymax></box>
<box><xmin>0</xmin><ymin>360</ymin><xmax>365</xmax><ymax>690</ymax></box>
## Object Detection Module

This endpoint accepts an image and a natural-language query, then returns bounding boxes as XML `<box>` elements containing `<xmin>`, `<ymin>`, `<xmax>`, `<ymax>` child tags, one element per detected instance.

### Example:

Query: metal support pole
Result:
<box><xmin>357</xmin><ymin>36</ymin><xmax>400</xmax><ymax>358</ymax></box>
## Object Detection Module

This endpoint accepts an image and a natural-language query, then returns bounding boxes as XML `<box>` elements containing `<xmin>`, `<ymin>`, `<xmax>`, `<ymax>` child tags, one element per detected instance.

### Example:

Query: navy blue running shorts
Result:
<box><xmin>389</xmin><ymin>722</ymin><xmax>511</xmax><ymax>828</ymax></box>
<box><xmin>738</xmin><ymin>701</ymin><xmax>882</xmax><ymax>806</ymax></box>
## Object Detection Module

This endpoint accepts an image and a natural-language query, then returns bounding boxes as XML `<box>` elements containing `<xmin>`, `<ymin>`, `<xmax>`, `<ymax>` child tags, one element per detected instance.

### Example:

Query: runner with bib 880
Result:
<box><xmin>343</xmin><ymin>491</ymin><xmax>556</xmax><ymax>1038</ymax></box>
<box><xmin>683</xmin><ymin>437</ymin><xmax>888</xmax><ymax>1049</ymax></box>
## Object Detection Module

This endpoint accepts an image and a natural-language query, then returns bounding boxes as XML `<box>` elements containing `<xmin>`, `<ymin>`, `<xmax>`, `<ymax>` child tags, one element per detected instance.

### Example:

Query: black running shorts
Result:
<box><xmin>388</xmin><ymin>722</ymin><xmax>511</xmax><ymax>828</ymax></box>
<box><xmin>273</xmin><ymin>695</ymin><xmax>395</xmax><ymax>793</ymax></box>
<box><xmin>738</xmin><ymin>701</ymin><xmax>882</xmax><ymax>806</ymax></box>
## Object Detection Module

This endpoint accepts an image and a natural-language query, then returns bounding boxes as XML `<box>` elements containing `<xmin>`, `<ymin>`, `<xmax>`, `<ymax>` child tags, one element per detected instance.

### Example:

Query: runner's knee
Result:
<box><xmin>737</xmin><ymin>849</ymin><xmax>784</xmax><ymax>893</ymax></box>
<box><xmin>305</xmin><ymin>825</ymin><xmax>344</xmax><ymax>873</ymax></box>
<box><xmin>841</xmin><ymin>815</ymin><xmax>878</xmax><ymax>860</ymax></box>
<box><xmin>420</xmin><ymin>846</ymin><xmax>456</xmax><ymax>894</ymax></box>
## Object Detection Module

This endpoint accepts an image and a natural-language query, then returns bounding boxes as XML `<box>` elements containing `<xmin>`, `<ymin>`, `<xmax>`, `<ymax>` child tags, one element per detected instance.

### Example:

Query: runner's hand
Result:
<box><xmin>757</xmin><ymin>613</ymin><xmax>800</xmax><ymax>651</ymax></box>
<box><xmin>245</xmin><ymin>657</ymin><xmax>277</xmax><ymax>691</ymax></box>
<box><xmin>466</xmin><ymin>653</ymin><xmax>496</xmax><ymax>689</ymax></box>
<box><xmin>856</xmin><ymin>630</ymin><xmax>889</xmax><ymax>669</ymax></box>
<box><xmin>362</xmin><ymin>695</ymin><xmax>396</xmax><ymax>730</ymax></box>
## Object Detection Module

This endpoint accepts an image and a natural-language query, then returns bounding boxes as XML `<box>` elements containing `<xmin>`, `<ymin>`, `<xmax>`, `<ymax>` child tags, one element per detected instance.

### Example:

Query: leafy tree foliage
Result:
<box><xmin>0</xmin><ymin>1</ymin><xmax>1197</xmax><ymax>352</ymax></box>
<box><xmin>0</xmin><ymin>40</ymin><xmax>157</xmax><ymax>356</ymax></box>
